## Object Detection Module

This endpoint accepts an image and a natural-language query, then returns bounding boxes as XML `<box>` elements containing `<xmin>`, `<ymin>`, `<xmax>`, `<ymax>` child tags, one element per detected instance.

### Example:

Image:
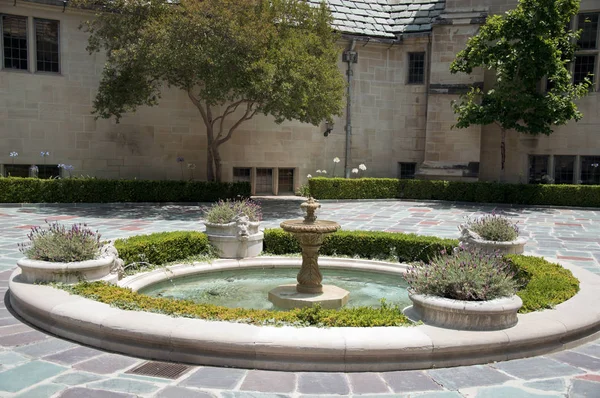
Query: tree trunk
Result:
<box><xmin>500</xmin><ymin>128</ymin><xmax>506</xmax><ymax>171</ymax></box>
<box><xmin>213</xmin><ymin>144</ymin><xmax>223</xmax><ymax>182</ymax></box>
<box><xmin>206</xmin><ymin>146</ymin><xmax>214</xmax><ymax>181</ymax></box>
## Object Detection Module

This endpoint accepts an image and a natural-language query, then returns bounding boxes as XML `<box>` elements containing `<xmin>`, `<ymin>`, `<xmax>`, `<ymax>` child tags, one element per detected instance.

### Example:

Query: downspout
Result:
<box><xmin>343</xmin><ymin>40</ymin><xmax>357</xmax><ymax>178</ymax></box>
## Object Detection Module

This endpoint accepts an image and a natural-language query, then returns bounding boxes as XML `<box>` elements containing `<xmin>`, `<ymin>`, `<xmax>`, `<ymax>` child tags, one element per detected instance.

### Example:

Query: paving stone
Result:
<box><xmin>413</xmin><ymin>393</ymin><xmax>464</xmax><ymax>398</ymax></box>
<box><xmin>221</xmin><ymin>393</ymin><xmax>291</xmax><ymax>398</ymax></box>
<box><xmin>574</xmin><ymin>343</ymin><xmax>600</xmax><ymax>359</ymax></box>
<box><xmin>0</xmin><ymin>317</ymin><xmax>22</xmax><ymax>327</ymax></box>
<box><xmin>0</xmin><ymin>360</ymin><xmax>67</xmax><ymax>393</ymax></box>
<box><xmin>522</xmin><ymin>378</ymin><xmax>566</xmax><ymax>392</ymax></box>
<box><xmin>52</xmin><ymin>371</ymin><xmax>105</xmax><ymax>385</ymax></box>
<box><xmin>569</xmin><ymin>379</ymin><xmax>600</xmax><ymax>398</ymax></box>
<box><xmin>465</xmin><ymin>386</ymin><xmax>562</xmax><ymax>397</ymax></box>
<box><xmin>493</xmin><ymin>357</ymin><xmax>583</xmax><ymax>379</ymax></box>
<box><xmin>58</xmin><ymin>386</ymin><xmax>137</xmax><ymax>398</ymax></box>
<box><xmin>551</xmin><ymin>351</ymin><xmax>600</xmax><ymax>371</ymax></box>
<box><xmin>0</xmin><ymin>330</ymin><xmax>48</xmax><ymax>347</ymax></box>
<box><xmin>348</xmin><ymin>373</ymin><xmax>390</xmax><ymax>394</ymax></box>
<box><xmin>240</xmin><ymin>370</ymin><xmax>296</xmax><ymax>393</ymax></box>
<box><xmin>180</xmin><ymin>367</ymin><xmax>247</xmax><ymax>389</ymax></box>
<box><xmin>154</xmin><ymin>386</ymin><xmax>217</xmax><ymax>398</ymax></box>
<box><xmin>43</xmin><ymin>346</ymin><xmax>104</xmax><ymax>365</ymax></box>
<box><xmin>14</xmin><ymin>383</ymin><xmax>66</xmax><ymax>398</ymax></box>
<box><xmin>0</xmin><ymin>351</ymin><xmax>29</xmax><ymax>366</ymax></box>
<box><xmin>88</xmin><ymin>377</ymin><xmax>160</xmax><ymax>394</ymax></box>
<box><xmin>0</xmin><ymin>323</ymin><xmax>33</xmax><ymax>336</ymax></box>
<box><xmin>381</xmin><ymin>370</ymin><xmax>442</xmax><ymax>393</ymax></box>
<box><xmin>297</xmin><ymin>373</ymin><xmax>350</xmax><ymax>395</ymax></box>
<box><xmin>427</xmin><ymin>365</ymin><xmax>513</xmax><ymax>390</ymax></box>
<box><xmin>73</xmin><ymin>354</ymin><xmax>140</xmax><ymax>374</ymax></box>
<box><xmin>14</xmin><ymin>338</ymin><xmax>76</xmax><ymax>358</ymax></box>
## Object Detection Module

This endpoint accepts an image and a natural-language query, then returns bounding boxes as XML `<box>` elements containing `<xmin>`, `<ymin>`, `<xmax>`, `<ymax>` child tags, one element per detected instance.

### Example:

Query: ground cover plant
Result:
<box><xmin>466</xmin><ymin>214</ymin><xmax>519</xmax><ymax>241</ymax></box>
<box><xmin>19</xmin><ymin>222</ymin><xmax>101</xmax><ymax>262</ymax></box>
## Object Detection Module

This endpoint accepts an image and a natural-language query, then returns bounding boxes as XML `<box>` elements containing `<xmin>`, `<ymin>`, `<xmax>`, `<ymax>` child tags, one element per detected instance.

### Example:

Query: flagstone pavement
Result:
<box><xmin>1</xmin><ymin>198</ymin><xmax>600</xmax><ymax>397</ymax></box>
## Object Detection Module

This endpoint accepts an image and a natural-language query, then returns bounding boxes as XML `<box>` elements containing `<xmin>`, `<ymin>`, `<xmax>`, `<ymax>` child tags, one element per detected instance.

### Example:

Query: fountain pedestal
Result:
<box><xmin>268</xmin><ymin>198</ymin><xmax>349</xmax><ymax>309</ymax></box>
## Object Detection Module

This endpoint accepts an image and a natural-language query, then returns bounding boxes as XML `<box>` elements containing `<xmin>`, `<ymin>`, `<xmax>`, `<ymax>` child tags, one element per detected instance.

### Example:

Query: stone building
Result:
<box><xmin>0</xmin><ymin>0</ymin><xmax>598</xmax><ymax>194</ymax></box>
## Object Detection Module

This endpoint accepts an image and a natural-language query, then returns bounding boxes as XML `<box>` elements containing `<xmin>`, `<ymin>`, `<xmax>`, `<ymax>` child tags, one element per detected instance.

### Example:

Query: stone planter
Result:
<box><xmin>405</xmin><ymin>293</ymin><xmax>522</xmax><ymax>331</ymax></box>
<box><xmin>16</xmin><ymin>256</ymin><xmax>118</xmax><ymax>284</ymax></box>
<box><xmin>469</xmin><ymin>237</ymin><xmax>527</xmax><ymax>255</ymax></box>
<box><xmin>205</xmin><ymin>219</ymin><xmax>263</xmax><ymax>259</ymax></box>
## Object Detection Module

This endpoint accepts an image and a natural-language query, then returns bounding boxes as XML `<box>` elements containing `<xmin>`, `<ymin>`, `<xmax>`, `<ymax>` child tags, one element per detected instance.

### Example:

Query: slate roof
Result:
<box><xmin>308</xmin><ymin>0</ymin><xmax>446</xmax><ymax>39</ymax></box>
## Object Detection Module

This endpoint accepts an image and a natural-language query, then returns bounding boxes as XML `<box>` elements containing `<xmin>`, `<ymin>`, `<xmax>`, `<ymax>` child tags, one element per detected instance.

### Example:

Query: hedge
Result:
<box><xmin>308</xmin><ymin>177</ymin><xmax>600</xmax><ymax>207</ymax></box>
<box><xmin>114</xmin><ymin>231</ymin><xmax>210</xmax><ymax>266</ymax></box>
<box><xmin>263</xmin><ymin>229</ymin><xmax>457</xmax><ymax>263</ymax></box>
<box><xmin>0</xmin><ymin>177</ymin><xmax>250</xmax><ymax>203</ymax></box>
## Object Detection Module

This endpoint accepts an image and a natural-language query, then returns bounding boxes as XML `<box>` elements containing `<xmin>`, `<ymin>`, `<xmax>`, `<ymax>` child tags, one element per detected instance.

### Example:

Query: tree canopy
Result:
<box><xmin>450</xmin><ymin>0</ymin><xmax>591</xmax><ymax>170</ymax></box>
<box><xmin>75</xmin><ymin>0</ymin><xmax>346</xmax><ymax>181</ymax></box>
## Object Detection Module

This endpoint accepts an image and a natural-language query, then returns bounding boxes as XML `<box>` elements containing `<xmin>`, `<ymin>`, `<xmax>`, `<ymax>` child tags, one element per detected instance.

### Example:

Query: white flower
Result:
<box><xmin>40</xmin><ymin>151</ymin><xmax>50</xmax><ymax>157</ymax></box>
<box><xmin>316</xmin><ymin>170</ymin><xmax>322</xmax><ymax>173</ymax></box>
<box><xmin>57</xmin><ymin>163</ymin><xmax>65</xmax><ymax>168</ymax></box>
<box><xmin>333</xmin><ymin>157</ymin><xmax>340</xmax><ymax>163</ymax></box>
<box><xmin>352</xmin><ymin>168</ymin><xmax>359</xmax><ymax>174</ymax></box>
<box><xmin>9</xmin><ymin>152</ymin><xmax>18</xmax><ymax>157</ymax></box>
<box><xmin>307</xmin><ymin>174</ymin><xmax>312</xmax><ymax>178</ymax></box>
<box><xmin>359</xmin><ymin>164</ymin><xmax>367</xmax><ymax>171</ymax></box>
<box><xmin>322</xmin><ymin>170</ymin><xmax>327</xmax><ymax>174</ymax></box>
<box><xmin>187</xmin><ymin>163</ymin><xmax>196</xmax><ymax>170</ymax></box>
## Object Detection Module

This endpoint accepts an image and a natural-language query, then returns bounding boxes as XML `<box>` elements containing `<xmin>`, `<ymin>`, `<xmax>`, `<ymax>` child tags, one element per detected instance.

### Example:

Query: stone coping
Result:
<box><xmin>8</xmin><ymin>257</ymin><xmax>600</xmax><ymax>372</ymax></box>
<box><xmin>17</xmin><ymin>256</ymin><xmax>115</xmax><ymax>273</ymax></box>
<box><xmin>471</xmin><ymin>237</ymin><xmax>528</xmax><ymax>246</ymax></box>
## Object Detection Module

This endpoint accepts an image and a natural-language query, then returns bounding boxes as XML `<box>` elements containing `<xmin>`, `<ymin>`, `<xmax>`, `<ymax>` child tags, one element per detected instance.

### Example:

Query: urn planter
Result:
<box><xmin>205</xmin><ymin>220</ymin><xmax>263</xmax><ymax>259</ymax></box>
<box><xmin>469</xmin><ymin>236</ymin><xmax>528</xmax><ymax>255</ymax></box>
<box><xmin>405</xmin><ymin>293</ymin><xmax>522</xmax><ymax>331</ymax></box>
<box><xmin>16</xmin><ymin>256</ymin><xmax>118</xmax><ymax>284</ymax></box>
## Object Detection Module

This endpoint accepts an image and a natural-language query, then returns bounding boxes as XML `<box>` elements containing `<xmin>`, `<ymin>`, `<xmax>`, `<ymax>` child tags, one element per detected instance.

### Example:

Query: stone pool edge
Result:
<box><xmin>8</xmin><ymin>257</ymin><xmax>600</xmax><ymax>372</ymax></box>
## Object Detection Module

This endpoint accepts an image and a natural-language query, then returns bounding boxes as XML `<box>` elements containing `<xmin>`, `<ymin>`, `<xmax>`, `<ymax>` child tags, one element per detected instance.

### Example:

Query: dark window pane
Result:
<box><xmin>578</xmin><ymin>13</ymin><xmax>599</xmax><ymax>50</ymax></box>
<box><xmin>398</xmin><ymin>162</ymin><xmax>416</xmax><ymax>179</ymax></box>
<box><xmin>528</xmin><ymin>155</ymin><xmax>550</xmax><ymax>183</ymax></box>
<box><xmin>408</xmin><ymin>52</ymin><xmax>425</xmax><ymax>84</ymax></box>
<box><xmin>554</xmin><ymin>156</ymin><xmax>575</xmax><ymax>184</ymax></box>
<box><xmin>255</xmin><ymin>168</ymin><xmax>273</xmax><ymax>194</ymax></box>
<box><xmin>233</xmin><ymin>167</ymin><xmax>251</xmax><ymax>183</ymax></box>
<box><xmin>580</xmin><ymin>156</ymin><xmax>600</xmax><ymax>185</ymax></box>
<box><xmin>278</xmin><ymin>168</ymin><xmax>295</xmax><ymax>193</ymax></box>
<box><xmin>34</xmin><ymin>19</ymin><xmax>59</xmax><ymax>73</ymax></box>
<box><xmin>2</xmin><ymin>15</ymin><xmax>28</xmax><ymax>70</ymax></box>
<box><xmin>574</xmin><ymin>55</ymin><xmax>595</xmax><ymax>85</ymax></box>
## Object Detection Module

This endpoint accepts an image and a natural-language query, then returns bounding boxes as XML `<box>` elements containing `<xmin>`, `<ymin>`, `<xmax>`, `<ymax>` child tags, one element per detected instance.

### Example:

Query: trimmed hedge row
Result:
<box><xmin>0</xmin><ymin>177</ymin><xmax>250</xmax><ymax>203</ymax></box>
<box><xmin>263</xmin><ymin>229</ymin><xmax>457</xmax><ymax>263</ymax></box>
<box><xmin>114</xmin><ymin>231</ymin><xmax>211</xmax><ymax>266</ymax></box>
<box><xmin>308</xmin><ymin>177</ymin><xmax>600</xmax><ymax>207</ymax></box>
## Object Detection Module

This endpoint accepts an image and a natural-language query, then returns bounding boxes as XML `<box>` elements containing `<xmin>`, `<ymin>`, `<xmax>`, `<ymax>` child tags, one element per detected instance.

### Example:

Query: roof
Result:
<box><xmin>308</xmin><ymin>0</ymin><xmax>446</xmax><ymax>39</ymax></box>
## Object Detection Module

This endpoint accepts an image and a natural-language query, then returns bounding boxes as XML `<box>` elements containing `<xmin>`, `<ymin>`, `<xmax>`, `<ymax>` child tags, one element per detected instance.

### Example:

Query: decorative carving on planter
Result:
<box><xmin>100</xmin><ymin>242</ymin><xmax>125</xmax><ymax>280</ymax></box>
<box><xmin>457</xmin><ymin>224</ymin><xmax>526</xmax><ymax>255</ymax></box>
<box><xmin>235</xmin><ymin>215</ymin><xmax>250</xmax><ymax>242</ymax></box>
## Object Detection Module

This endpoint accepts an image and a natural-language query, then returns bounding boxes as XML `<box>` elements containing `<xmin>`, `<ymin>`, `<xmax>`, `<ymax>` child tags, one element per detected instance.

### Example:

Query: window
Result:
<box><xmin>2</xmin><ymin>15</ymin><xmax>28</xmax><ymax>70</ymax></box>
<box><xmin>398</xmin><ymin>162</ymin><xmax>416</xmax><ymax>179</ymax></box>
<box><xmin>255</xmin><ymin>168</ymin><xmax>273</xmax><ymax>194</ymax></box>
<box><xmin>233</xmin><ymin>167</ymin><xmax>251</xmax><ymax>183</ymax></box>
<box><xmin>278</xmin><ymin>168</ymin><xmax>294</xmax><ymax>193</ymax></box>
<box><xmin>580</xmin><ymin>156</ymin><xmax>600</xmax><ymax>185</ymax></box>
<box><xmin>35</xmin><ymin>19</ymin><xmax>59</xmax><ymax>73</ymax></box>
<box><xmin>407</xmin><ymin>52</ymin><xmax>425</xmax><ymax>84</ymax></box>
<box><xmin>528</xmin><ymin>155</ymin><xmax>549</xmax><ymax>184</ymax></box>
<box><xmin>3</xmin><ymin>164</ymin><xmax>59</xmax><ymax>178</ymax></box>
<box><xmin>554</xmin><ymin>155</ymin><xmax>575</xmax><ymax>184</ymax></box>
<box><xmin>574</xmin><ymin>12</ymin><xmax>600</xmax><ymax>88</ymax></box>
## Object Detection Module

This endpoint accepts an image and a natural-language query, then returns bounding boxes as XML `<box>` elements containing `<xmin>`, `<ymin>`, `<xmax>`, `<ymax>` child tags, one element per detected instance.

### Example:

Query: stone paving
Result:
<box><xmin>1</xmin><ymin>198</ymin><xmax>600</xmax><ymax>397</ymax></box>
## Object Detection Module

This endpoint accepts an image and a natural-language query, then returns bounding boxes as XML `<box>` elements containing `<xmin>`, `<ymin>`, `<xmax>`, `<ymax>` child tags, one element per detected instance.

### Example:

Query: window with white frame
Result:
<box><xmin>574</xmin><ymin>12</ymin><xmax>599</xmax><ymax>89</ymax></box>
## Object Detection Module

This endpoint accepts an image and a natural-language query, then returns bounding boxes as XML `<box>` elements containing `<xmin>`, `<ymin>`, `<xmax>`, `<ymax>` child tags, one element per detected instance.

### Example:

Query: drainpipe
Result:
<box><xmin>343</xmin><ymin>40</ymin><xmax>357</xmax><ymax>178</ymax></box>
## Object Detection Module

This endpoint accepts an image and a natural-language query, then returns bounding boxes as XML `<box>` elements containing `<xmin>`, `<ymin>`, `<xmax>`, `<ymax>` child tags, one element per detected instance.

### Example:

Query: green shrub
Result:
<box><xmin>405</xmin><ymin>248</ymin><xmax>518</xmax><ymax>301</ymax></box>
<box><xmin>506</xmin><ymin>255</ymin><xmax>580</xmax><ymax>313</ymax></box>
<box><xmin>467</xmin><ymin>214</ymin><xmax>519</xmax><ymax>241</ymax></box>
<box><xmin>308</xmin><ymin>177</ymin><xmax>600</xmax><ymax>207</ymax></box>
<box><xmin>114</xmin><ymin>231</ymin><xmax>210</xmax><ymax>266</ymax></box>
<box><xmin>263</xmin><ymin>229</ymin><xmax>457</xmax><ymax>262</ymax></box>
<box><xmin>295</xmin><ymin>183</ymin><xmax>310</xmax><ymax>198</ymax></box>
<box><xmin>19</xmin><ymin>222</ymin><xmax>101</xmax><ymax>262</ymax></box>
<box><xmin>0</xmin><ymin>177</ymin><xmax>250</xmax><ymax>203</ymax></box>
<box><xmin>203</xmin><ymin>199</ymin><xmax>262</xmax><ymax>223</ymax></box>
<box><xmin>62</xmin><ymin>282</ymin><xmax>411</xmax><ymax>327</ymax></box>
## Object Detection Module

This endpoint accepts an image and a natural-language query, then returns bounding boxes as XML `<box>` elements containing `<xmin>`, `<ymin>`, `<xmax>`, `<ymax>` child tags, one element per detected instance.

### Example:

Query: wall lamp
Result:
<box><xmin>323</xmin><ymin>121</ymin><xmax>334</xmax><ymax>137</ymax></box>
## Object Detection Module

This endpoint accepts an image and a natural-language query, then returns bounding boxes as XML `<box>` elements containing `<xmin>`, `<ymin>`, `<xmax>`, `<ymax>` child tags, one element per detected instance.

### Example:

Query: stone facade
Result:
<box><xmin>0</xmin><ymin>0</ymin><xmax>599</xmax><ymax>193</ymax></box>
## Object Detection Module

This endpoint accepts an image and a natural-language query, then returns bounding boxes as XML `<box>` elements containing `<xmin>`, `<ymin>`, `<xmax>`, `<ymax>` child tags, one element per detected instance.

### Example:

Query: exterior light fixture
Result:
<box><xmin>323</xmin><ymin>121</ymin><xmax>334</xmax><ymax>137</ymax></box>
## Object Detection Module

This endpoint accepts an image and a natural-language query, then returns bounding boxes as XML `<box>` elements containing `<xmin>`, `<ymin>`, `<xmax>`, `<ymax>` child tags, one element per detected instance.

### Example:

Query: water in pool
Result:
<box><xmin>140</xmin><ymin>267</ymin><xmax>410</xmax><ymax>310</ymax></box>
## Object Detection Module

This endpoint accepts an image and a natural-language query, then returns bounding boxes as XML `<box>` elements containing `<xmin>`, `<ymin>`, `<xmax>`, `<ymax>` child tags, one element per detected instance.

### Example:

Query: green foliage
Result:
<box><xmin>73</xmin><ymin>0</ymin><xmax>345</xmax><ymax>181</ymax></box>
<box><xmin>0</xmin><ymin>177</ymin><xmax>249</xmax><ymax>203</ymax></box>
<box><xmin>62</xmin><ymin>282</ymin><xmax>412</xmax><ymax>327</ymax></box>
<box><xmin>405</xmin><ymin>249</ymin><xmax>519</xmax><ymax>301</ymax></box>
<box><xmin>20</xmin><ymin>222</ymin><xmax>101</xmax><ymax>262</ymax></box>
<box><xmin>295</xmin><ymin>183</ymin><xmax>311</xmax><ymax>198</ymax></box>
<box><xmin>204</xmin><ymin>199</ymin><xmax>262</xmax><ymax>223</ymax></box>
<box><xmin>264</xmin><ymin>229</ymin><xmax>457</xmax><ymax>263</ymax></box>
<box><xmin>466</xmin><ymin>214</ymin><xmax>519</xmax><ymax>242</ymax></box>
<box><xmin>506</xmin><ymin>254</ymin><xmax>579</xmax><ymax>313</ymax></box>
<box><xmin>114</xmin><ymin>231</ymin><xmax>210</xmax><ymax>267</ymax></box>
<box><xmin>450</xmin><ymin>0</ymin><xmax>590</xmax><ymax>138</ymax></box>
<box><xmin>308</xmin><ymin>177</ymin><xmax>600</xmax><ymax>207</ymax></box>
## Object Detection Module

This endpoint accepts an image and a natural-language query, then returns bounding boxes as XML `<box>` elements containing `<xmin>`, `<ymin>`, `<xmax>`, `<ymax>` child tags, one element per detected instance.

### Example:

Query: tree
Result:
<box><xmin>450</xmin><ymin>0</ymin><xmax>591</xmax><ymax>172</ymax></box>
<box><xmin>74</xmin><ymin>0</ymin><xmax>345</xmax><ymax>181</ymax></box>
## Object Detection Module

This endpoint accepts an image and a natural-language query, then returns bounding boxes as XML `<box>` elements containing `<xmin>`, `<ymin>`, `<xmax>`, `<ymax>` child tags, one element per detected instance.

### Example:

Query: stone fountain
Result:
<box><xmin>268</xmin><ymin>197</ymin><xmax>349</xmax><ymax>309</ymax></box>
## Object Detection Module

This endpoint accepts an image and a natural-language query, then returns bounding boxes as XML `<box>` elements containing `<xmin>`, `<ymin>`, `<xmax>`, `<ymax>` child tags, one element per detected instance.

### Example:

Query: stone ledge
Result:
<box><xmin>8</xmin><ymin>257</ymin><xmax>600</xmax><ymax>372</ymax></box>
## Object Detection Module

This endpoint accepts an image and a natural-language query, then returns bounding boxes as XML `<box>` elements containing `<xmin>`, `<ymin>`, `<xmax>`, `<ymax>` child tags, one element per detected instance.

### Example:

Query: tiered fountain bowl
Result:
<box><xmin>268</xmin><ymin>197</ymin><xmax>348</xmax><ymax>309</ymax></box>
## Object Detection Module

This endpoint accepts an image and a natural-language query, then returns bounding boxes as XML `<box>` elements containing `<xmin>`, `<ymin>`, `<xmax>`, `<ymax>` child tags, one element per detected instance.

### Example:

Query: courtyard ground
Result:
<box><xmin>1</xmin><ymin>198</ymin><xmax>599</xmax><ymax>397</ymax></box>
